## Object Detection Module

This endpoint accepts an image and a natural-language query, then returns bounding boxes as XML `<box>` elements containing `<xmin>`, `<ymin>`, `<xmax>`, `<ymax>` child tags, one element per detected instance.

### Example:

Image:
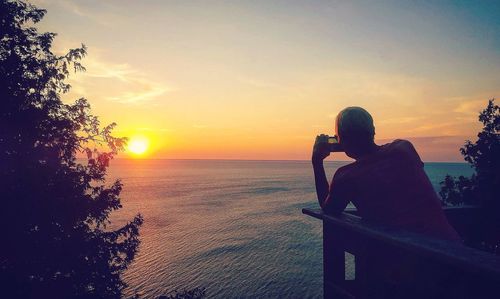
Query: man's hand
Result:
<box><xmin>312</xmin><ymin>134</ymin><xmax>330</xmax><ymax>164</ymax></box>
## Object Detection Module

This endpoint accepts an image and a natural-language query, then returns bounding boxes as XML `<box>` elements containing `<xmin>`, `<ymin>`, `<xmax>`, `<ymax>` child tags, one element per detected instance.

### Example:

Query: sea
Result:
<box><xmin>105</xmin><ymin>159</ymin><xmax>474</xmax><ymax>299</ymax></box>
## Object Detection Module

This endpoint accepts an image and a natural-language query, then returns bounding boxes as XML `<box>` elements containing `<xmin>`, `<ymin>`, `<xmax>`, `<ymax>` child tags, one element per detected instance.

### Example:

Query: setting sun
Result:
<box><xmin>127</xmin><ymin>136</ymin><xmax>149</xmax><ymax>156</ymax></box>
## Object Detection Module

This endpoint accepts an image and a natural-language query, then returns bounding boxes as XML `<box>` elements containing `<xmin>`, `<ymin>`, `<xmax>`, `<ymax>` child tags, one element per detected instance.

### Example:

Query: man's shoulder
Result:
<box><xmin>386</xmin><ymin>138</ymin><xmax>414</xmax><ymax>149</ymax></box>
<box><xmin>391</xmin><ymin>138</ymin><xmax>413</xmax><ymax>147</ymax></box>
<box><xmin>384</xmin><ymin>139</ymin><xmax>423</xmax><ymax>165</ymax></box>
<box><xmin>397</xmin><ymin>138</ymin><xmax>421</xmax><ymax>153</ymax></box>
<box><xmin>380</xmin><ymin>139</ymin><xmax>416</xmax><ymax>155</ymax></box>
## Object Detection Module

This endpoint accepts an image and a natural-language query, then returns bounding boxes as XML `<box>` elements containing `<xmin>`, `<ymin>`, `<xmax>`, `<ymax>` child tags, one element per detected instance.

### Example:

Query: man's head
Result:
<box><xmin>335</xmin><ymin>107</ymin><xmax>376</xmax><ymax>159</ymax></box>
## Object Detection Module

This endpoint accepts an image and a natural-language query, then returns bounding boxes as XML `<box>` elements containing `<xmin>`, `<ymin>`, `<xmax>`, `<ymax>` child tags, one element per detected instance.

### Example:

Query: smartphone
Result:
<box><xmin>327</xmin><ymin>135</ymin><xmax>344</xmax><ymax>152</ymax></box>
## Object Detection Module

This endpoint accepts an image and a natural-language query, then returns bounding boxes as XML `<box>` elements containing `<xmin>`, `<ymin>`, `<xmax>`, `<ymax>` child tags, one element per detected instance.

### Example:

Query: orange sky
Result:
<box><xmin>33</xmin><ymin>0</ymin><xmax>500</xmax><ymax>161</ymax></box>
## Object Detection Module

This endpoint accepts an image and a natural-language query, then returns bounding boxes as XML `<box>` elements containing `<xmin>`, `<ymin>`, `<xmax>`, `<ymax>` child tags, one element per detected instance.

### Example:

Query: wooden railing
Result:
<box><xmin>302</xmin><ymin>207</ymin><xmax>500</xmax><ymax>298</ymax></box>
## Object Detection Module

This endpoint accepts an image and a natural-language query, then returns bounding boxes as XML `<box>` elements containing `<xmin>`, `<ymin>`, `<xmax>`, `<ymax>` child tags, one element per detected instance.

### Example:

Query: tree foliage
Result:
<box><xmin>0</xmin><ymin>1</ymin><xmax>143</xmax><ymax>298</ymax></box>
<box><xmin>439</xmin><ymin>99</ymin><xmax>499</xmax><ymax>252</ymax></box>
<box><xmin>439</xmin><ymin>99</ymin><xmax>499</xmax><ymax>207</ymax></box>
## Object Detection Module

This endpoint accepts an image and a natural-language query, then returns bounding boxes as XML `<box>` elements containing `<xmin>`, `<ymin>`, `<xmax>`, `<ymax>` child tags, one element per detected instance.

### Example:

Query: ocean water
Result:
<box><xmin>106</xmin><ymin>159</ymin><xmax>473</xmax><ymax>299</ymax></box>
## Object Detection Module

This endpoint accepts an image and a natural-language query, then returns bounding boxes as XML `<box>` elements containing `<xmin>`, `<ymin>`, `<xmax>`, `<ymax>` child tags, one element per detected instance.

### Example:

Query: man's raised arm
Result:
<box><xmin>312</xmin><ymin>135</ymin><xmax>330</xmax><ymax>208</ymax></box>
<box><xmin>313</xmin><ymin>159</ymin><xmax>329</xmax><ymax>208</ymax></box>
<box><xmin>312</xmin><ymin>135</ymin><xmax>350</xmax><ymax>214</ymax></box>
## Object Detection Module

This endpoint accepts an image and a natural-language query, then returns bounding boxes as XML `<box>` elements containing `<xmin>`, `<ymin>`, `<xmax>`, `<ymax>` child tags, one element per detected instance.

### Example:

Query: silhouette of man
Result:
<box><xmin>312</xmin><ymin>106</ymin><xmax>460</xmax><ymax>242</ymax></box>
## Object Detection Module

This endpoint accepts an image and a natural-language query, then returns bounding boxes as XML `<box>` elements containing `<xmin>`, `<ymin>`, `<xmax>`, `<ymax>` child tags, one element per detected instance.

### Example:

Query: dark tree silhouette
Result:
<box><xmin>440</xmin><ymin>99</ymin><xmax>500</xmax><ymax>252</ymax></box>
<box><xmin>0</xmin><ymin>1</ymin><xmax>143</xmax><ymax>298</ymax></box>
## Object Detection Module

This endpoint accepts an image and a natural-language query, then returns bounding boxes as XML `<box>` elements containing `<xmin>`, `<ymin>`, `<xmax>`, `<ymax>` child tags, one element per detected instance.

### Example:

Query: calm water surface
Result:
<box><xmin>106</xmin><ymin>159</ymin><xmax>473</xmax><ymax>298</ymax></box>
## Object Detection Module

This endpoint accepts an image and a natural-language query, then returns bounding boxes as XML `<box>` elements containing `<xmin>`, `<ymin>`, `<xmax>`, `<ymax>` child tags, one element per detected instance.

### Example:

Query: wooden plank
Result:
<box><xmin>302</xmin><ymin>207</ymin><xmax>358</xmax><ymax>219</ymax></box>
<box><xmin>302</xmin><ymin>208</ymin><xmax>500</xmax><ymax>280</ymax></box>
<box><xmin>302</xmin><ymin>208</ymin><xmax>323</xmax><ymax>220</ymax></box>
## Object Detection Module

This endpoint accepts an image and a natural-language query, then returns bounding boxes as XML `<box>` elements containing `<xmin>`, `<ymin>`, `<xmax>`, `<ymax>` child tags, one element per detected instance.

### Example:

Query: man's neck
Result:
<box><xmin>354</xmin><ymin>142</ymin><xmax>379</xmax><ymax>160</ymax></box>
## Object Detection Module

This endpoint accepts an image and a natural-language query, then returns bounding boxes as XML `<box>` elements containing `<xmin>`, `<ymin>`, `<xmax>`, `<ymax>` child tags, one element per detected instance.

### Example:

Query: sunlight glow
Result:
<box><xmin>127</xmin><ymin>136</ymin><xmax>149</xmax><ymax>156</ymax></box>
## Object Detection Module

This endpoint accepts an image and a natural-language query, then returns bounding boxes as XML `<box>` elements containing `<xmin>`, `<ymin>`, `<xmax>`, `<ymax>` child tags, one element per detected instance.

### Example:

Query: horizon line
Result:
<box><xmin>99</xmin><ymin>157</ymin><xmax>469</xmax><ymax>164</ymax></box>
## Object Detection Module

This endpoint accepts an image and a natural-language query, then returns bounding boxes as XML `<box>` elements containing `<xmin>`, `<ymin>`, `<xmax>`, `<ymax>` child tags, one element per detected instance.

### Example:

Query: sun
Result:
<box><xmin>127</xmin><ymin>136</ymin><xmax>150</xmax><ymax>156</ymax></box>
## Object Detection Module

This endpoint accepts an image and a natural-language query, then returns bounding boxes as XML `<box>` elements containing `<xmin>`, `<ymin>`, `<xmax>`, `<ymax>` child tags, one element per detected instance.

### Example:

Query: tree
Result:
<box><xmin>0</xmin><ymin>1</ymin><xmax>143</xmax><ymax>298</ymax></box>
<box><xmin>439</xmin><ymin>99</ymin><xmax>499</xmax><ymax>207</ymax></box>
<box><xmin>439</xmin><ymin>99</ymin><xmax>499</xmax><ymax>252</ymax></box>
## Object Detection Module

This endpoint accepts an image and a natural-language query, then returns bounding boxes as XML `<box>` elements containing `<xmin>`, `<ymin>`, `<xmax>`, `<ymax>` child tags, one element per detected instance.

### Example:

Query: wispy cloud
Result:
<box><xmin>66</xmin><ymin>55</ymin><xmax>170</xmax><ymax>104</ymax></box>
<box><xmin>32</xmin><ymin>0</ymin><xmax>122</xmax><ymax>27</ymax></box>
<box><xmin>452</xmin><ymin>97</ymin><xmax>495</xmax><ymax>116</ymax></box>
<box><xmin>106</xmin><ymin>86</ymin><xmax>167</xmax><ymax>104</ymax></box>
<box><xmin>406</xmin><ymin>121</ymin><xmax>458</xmax><ymax>133</ymax></box>
<box><xmin>378</xmin><ymin>116</ymin><xmax>423</xmax><ymax>125</ymax></box>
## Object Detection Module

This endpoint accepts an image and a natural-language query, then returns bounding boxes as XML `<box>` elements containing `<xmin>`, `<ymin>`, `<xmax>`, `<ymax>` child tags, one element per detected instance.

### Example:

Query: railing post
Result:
<box><xmin>323</xmin><ymin>220</ymin><xmax>346</xmax><ymax>298</ymax></box>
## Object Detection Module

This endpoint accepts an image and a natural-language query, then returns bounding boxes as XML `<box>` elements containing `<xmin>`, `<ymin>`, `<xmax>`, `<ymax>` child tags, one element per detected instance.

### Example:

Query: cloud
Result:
<box><xmin>106</xmin><ymin>86</ymin><xmax>167</xmax><ymax>104</ymax></box>
<box><xmin>42</xmin><ymin>33</ymin><xmax>170</xmax><ymax>105</ymax></box>
<box><xmin>32</xmin><ymin>0</ymin><xmax>122</xmax><ymax>27</ymax></box>
<box><xmin>378</xmin><ymin>116</ymin><xmax>423</xmax><ymax>125</ymax></box>
<box><xmin>406</xmin><ymin>121</ymin><xmax>460</xmax><ymax>134</ymax></box>
<box><xmin>453</xmin><ymin>97</ymin><xmax>494</xmax><ymax>116</ymax></box>
<box><xmin>403</xmin><ymin>93</ymin><xmax>499</xmax><ymax>136</ymax></box>
<box><xmin>66</xmin><ymin>55</ymin><xmax>170</xmax><ymax>104</ymax></box>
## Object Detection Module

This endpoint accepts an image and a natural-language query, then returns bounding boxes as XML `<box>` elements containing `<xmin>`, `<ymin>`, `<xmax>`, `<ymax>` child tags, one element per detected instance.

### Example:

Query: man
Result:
<box><xmin>312</xmin><ymin>106</ymin><xmax>460</xmax><ymax>241</ymax></box>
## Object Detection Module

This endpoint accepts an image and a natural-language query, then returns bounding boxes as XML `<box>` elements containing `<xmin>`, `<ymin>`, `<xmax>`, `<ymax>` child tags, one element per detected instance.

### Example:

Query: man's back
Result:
<box><xmin>326</xmin><ymin>139</ymin><xmax>461</xmax><ymax>242</ymax></box>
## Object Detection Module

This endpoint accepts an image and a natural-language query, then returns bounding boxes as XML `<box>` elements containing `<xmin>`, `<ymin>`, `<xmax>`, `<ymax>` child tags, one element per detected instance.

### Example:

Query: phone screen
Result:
<box><xmin>328</xmin><ymin>136</ymin><xmax>338</xmax><ymax>144</ymax></box>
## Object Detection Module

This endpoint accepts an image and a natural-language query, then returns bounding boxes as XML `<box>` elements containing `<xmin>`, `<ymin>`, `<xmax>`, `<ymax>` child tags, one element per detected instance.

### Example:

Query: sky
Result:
<box><xmin>32</xmin><ymin>0</ymin><xmax>500</xmax><ymax>161</ymax></box>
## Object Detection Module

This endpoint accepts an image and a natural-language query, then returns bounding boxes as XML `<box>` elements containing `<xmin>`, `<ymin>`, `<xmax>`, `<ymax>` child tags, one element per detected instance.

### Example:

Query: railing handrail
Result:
<box><xmin>302</xmin><ymin>207</ymin><xmax>500</xmax><ymax>280</ymax></box>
